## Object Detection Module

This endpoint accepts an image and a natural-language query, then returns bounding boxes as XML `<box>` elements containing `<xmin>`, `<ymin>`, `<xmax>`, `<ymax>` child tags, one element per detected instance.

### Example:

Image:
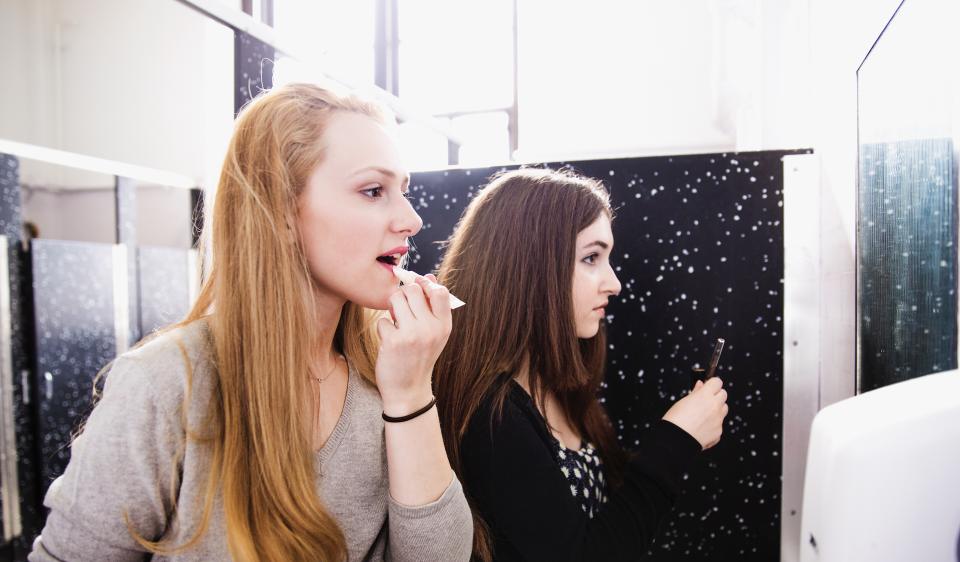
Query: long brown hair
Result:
<box><xmin>130</xmin><ymin>83</ymin><xmax>385</xmax><ymax>561</ymax></box>
<box><xmin>433</xmin><ymin>167</ymin><xmax>628</xmax><ymax>561</ymax></box>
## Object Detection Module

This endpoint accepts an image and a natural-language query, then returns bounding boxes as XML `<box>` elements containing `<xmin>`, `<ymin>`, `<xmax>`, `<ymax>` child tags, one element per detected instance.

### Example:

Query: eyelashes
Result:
<box><xmin>360</xmin><ymin>185</ymin><xmax>413</xmax><ymax>200</ymax></box>
<box><xmin>361</xmin><ymin>185</ymin><xmax>384</xmax><ymax>198</ymax></box>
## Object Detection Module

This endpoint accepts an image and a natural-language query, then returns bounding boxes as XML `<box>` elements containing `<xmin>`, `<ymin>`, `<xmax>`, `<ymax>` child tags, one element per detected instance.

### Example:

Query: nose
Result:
<box><xmin>603</xmin><ymin>261</ymin><xmax>622</xmax><ymax>296</ymax></box>
<box><xmin>393</xmin><ymin>194</ymin><xmax>423</xmax><ymax>236</ymax></box>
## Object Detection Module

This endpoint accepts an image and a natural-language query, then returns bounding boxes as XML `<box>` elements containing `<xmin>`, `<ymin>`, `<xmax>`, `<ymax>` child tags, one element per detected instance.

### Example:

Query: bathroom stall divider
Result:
<box><xmin>0</xmin><ymin>148</ymin><xmax>199</xmax><ymax>561</ymax></box>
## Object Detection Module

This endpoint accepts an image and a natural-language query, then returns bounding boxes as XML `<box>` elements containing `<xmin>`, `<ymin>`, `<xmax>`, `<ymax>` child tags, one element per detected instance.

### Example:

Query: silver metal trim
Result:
<box><xmin>0</xmin><ymin>138</ymin><xmax>195</xmax><ymax>189</ymax></box>
<box><xmin>781</xmin><ymin>154</ymin><xmax>822</xmax><ymax>562</ymax></box>
<box><xmin>44</xmin><ymin>372</ymin><xmax>52</xmax><ymax>401</ymax></box>
<box><xmin>0</xmin><ymin>235</ymin><xmax>23</xmax><ymax>539</ymax></box>
<box><xmin>112</xmin><ymin>245</ymin><xmax>130</xmax><ymax>355</ymax></box>
<box><xmin>20</xmin><ymin>370</ymin><xmax>29</xmax><ymax>405</ymax></box>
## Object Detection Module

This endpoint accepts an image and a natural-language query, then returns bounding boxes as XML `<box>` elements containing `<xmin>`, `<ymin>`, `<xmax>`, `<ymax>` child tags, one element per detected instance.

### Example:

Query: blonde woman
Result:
<box><xmin>29</xmin><ymin>83</ymin><xmax>473</xmax><ymax>562</ymax></box>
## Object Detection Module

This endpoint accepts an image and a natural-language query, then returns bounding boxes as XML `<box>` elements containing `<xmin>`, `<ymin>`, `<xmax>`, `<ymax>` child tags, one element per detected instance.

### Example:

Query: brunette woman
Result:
<box><xmin>433</xmin><ymin>168</ymin><xmax>729</xmax><ymax>561</ymax></box>
<box><xmin>29</xmin><ymin>83</ymin><xmax>472</xmax><ymax>562</ymax></box>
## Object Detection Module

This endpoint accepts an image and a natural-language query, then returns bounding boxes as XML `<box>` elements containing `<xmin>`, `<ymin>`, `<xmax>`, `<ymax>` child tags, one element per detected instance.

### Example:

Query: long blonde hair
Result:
<box><xmin>135</xmin><ymin>83</ymin><xmax>385</xmax><ymax>561</ymax></box>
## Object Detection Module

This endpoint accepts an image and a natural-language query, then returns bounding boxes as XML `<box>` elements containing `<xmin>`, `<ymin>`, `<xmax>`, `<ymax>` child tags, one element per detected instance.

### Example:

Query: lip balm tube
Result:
<box><xmin>705</xmin><ymin>338</ymin><xmax>725</xmax><ymax>380</ymax></box>
<box><xmin>393</xmin><ymin>266</ymin><xmax>466</xmax><ymax>309</ymax></box>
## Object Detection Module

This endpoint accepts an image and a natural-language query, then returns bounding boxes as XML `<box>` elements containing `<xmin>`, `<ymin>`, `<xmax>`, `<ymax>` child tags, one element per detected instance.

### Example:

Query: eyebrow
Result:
<box><xmin>581</xmin><ymin>240</ymin><xmax>609</xmax><ymax>251</ymax></box>
<box><xmin>350</xmin><ymin>165</ymin><xmax>411</xmax><ymax>185</ymax></box>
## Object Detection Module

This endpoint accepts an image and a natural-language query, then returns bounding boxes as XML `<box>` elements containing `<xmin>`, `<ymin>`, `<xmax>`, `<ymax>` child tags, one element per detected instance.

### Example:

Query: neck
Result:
<box><xmin>514</xmin><ymin>357</ymin><xmax>531</xmax><ymax>395</ymax></box>
<box><xmin>308</xmin><ymin>287</ymin><xmax>347</xmax><ymax>369</ymax></box>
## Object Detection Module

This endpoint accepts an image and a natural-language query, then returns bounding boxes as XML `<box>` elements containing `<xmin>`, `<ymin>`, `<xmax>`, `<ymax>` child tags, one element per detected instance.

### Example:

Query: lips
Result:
<box><xmin>594</xmin><ymin>301</ymin><xmax>608</xmax><ymax>313</ymax></box>
<box><xmin>376</xmin><ymin>246</ymin><xmax>408</xmax><ymax>268</ymax></box>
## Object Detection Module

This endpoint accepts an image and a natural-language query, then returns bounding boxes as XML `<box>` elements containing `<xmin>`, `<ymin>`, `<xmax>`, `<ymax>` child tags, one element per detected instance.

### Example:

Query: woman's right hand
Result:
<box><xmin>662</xmin><ymin>378</ymin><xmax>729</xmax><ymax>450</ymax></box>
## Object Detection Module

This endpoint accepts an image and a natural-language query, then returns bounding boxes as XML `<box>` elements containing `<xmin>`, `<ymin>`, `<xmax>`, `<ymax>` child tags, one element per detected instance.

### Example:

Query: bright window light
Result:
<box><xmin>398</xmin><ymin>0</ymin><xmax>514</xmax><ymax>115</ymax></box>
<box><xmin>398</xmin><ymin>120</ymin><xmax>450</xmax><ymax>171</ymax></box>
<box><xmin>453</xmin><ymin>112</ymin><xmax>510</xmax><ymax>166</ymax></box>
<box><xmin>273</xmin><ymin>0</ymin><xmax>375</xmax><ymax>87</ymax></box>
<box><xmin>272</xmin><ymin>56</ymin><xmax>324</xmax><ymax>88</ymax></box>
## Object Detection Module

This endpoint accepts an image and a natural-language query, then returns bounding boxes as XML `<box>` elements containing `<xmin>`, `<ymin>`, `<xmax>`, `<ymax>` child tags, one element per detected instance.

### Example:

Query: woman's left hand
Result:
<box><xmin>375</xmin><ymin>273</ymin><xmax>452</xmax><ymax>417</ymax></box>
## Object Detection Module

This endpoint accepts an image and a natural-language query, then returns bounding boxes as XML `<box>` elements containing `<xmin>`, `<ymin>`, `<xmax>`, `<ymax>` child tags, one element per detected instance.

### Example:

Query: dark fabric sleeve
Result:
<box><xmin>461</xmin><ymin>399</ymin><xmax>700</xmax><ymax>562</ymax></box>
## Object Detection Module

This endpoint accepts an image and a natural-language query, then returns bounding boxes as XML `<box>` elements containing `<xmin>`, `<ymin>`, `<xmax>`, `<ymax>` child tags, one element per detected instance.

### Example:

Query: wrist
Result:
<box><xmin>381</xmin><ymin>386</ymin><xmax>434</xmax><ymax>418</ymax></box>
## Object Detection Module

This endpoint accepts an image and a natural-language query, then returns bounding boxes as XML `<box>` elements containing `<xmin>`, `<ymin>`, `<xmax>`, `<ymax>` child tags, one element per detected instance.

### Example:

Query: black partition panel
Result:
<box><xmin>31</xmin><ymin>240</ymin><xmax>117</xmax><ymax>492</ymax></box>
<box><xmin>138</xmin><ymin>246</ymin><xmax>192</xmax><ymax>336</ymax></box>
<box><xmin>410</xmin><ymin>150</ymin><xmax>806</xmax><ymax>560</ymax></box>
<box><xmin>1</xmin><ymin>154</ymin><xmax>44</xmax><ymax>558</ymax></box>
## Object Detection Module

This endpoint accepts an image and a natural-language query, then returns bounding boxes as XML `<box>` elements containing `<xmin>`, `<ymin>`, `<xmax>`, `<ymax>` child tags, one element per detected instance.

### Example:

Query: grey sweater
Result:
<box><xmin>29</xmin><ymin>322</ymin><xmax>473</xmax><ymax>561</ymax></box>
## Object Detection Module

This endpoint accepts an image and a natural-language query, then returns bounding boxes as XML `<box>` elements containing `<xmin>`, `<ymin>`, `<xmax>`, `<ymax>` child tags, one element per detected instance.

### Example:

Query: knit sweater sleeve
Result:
<box><xmin>385</xmin><ymin>473</ymin><xmax>474</xmax><ymax>562</ymax></box>
<box><xmin>461</xmin><ymin>396</ymin><xmax>701</xmax><ymax>562</ymax></box>
<box><xmin>29</xmin><ymin>348</ymin><xmax>188</xmax><ymax>562</ymax></box>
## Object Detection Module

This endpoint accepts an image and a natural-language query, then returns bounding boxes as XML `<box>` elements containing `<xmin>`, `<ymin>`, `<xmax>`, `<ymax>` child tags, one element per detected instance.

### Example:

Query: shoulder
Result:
<box><xmin>121</xmin><ymin>320</ymin><xmax>213</xmax><ymax>372</ymax></box>
<box><xmin>101</xmin><ymin>320</ymin><xmax>215</xmax><ymax>417</ymax></box>
<box><xmin>463</xmin><ymin>382</ymin><xmax>551</xmax><ymax>454</ymax></box>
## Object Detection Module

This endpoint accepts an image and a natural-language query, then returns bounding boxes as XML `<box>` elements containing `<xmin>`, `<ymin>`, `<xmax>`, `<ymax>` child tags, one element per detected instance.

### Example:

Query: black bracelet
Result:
<box><xmin>382</xmin><ymin>397</ymin><xmax>436</xmax><ymax>423</ymax></box>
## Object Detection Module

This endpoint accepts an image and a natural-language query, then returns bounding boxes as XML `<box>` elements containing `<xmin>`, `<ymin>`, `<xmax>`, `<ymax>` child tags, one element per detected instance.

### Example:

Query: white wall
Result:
<box><xmin>0</xmin><ymin>0</ymin><xmax>232</xmax><ymax>248</ymax></box>
<box><xmin>517</xmin><ymin>0</ymin><xmax>738</xmax><ymax>161</ymax></box>
<box><xmin>0</xmin><ymin>0</ymin><xmax>234</xmax><ymax>188</ymax></box>
<box><xmin>21</xmin><ymin>185</ymin><xmax>193</xmax><ymax>248</ymax></box>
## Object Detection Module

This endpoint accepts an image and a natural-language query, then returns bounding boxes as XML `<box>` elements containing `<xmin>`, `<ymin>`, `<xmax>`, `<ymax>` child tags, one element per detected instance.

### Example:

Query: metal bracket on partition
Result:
<box><xmin>0</xmin><ymin>234</ymin><xmax>23</xmax><ymax>540</ymax></box>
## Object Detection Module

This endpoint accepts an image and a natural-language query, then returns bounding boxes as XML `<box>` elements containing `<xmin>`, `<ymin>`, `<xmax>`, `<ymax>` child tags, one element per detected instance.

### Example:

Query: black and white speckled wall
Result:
<box><xmin>235</xmin><ymin>31</ymin><xmax>275</xmax><ymax>115</ymax></box>
<box><xmin>410</xmin><ymin>149</ymin><xmax>808</xmax><ymax>561</ymax></box>
<box><xmin>30</xmin><ymin>240</ymin><xmax>118</xmax><ymax>492</ymax></box>
<box><xmin>138</xmin><ymin>246</ymin><xmax>192</xmax><ymax>336</ymax></box>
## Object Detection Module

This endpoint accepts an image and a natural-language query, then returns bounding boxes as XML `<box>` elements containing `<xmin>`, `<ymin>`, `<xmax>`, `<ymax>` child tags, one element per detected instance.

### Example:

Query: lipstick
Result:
<box><xmin>392</xmin><ymin>266</ymin><xmax>466</xmax><ymax>309</ymax></box>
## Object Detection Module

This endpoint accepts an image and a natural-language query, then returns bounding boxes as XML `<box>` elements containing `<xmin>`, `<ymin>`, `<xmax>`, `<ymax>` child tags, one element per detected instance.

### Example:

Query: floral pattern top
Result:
<box><xmin>548</xmin><ymin>439</ymin><xmax>608</xmax><ymax>518</ymax></box>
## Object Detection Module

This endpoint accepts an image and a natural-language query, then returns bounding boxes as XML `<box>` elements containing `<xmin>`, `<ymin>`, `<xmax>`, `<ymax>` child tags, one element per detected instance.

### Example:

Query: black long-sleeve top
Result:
<box><xmin>460</xmin><ymin>382</ymin><xmax>701</xmax><ymax>561</ymax></box>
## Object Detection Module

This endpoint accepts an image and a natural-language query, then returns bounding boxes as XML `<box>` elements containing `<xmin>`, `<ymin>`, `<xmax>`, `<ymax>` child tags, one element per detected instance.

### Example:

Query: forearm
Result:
<box><xmin>383</xmin><ymin>399</ymin><xmax>454</xmax><ymax>506</ymax></box>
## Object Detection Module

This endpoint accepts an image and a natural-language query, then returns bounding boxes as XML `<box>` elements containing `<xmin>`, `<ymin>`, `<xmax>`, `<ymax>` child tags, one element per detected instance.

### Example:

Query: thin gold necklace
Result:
<box><xmin>312</xmin><ymin>355</ymin><xmax>342</xmax><ymax>383</ymax></box>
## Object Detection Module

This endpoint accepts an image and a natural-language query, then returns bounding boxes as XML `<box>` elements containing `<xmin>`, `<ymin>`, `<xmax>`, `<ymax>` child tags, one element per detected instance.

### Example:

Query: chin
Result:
<box><xmin>577</xmin><ymin>324</ymin><xmax>602</xmax><ymax>339</ymax></box>
<box><xmin>348</xmin><ymin>294</ymin><xmax>392</xmax><ymax>311</ymax></box>
<box><xmin>345</xmin><ymin>285</ymin><xmax>401</xmax><ymax>312</ymax></box>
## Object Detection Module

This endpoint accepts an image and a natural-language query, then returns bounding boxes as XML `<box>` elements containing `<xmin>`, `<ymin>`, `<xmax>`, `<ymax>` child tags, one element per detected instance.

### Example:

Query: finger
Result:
<box><xmin>424</xmin><ymin>273</ymin><xmax>438</xmax><ymax>283</ymax></box>
<box><xmin>693</xmin><ymin>380</ymin><xmax>704</xmax><ymax>391</ymax></box>
<box><xmin>388</xmin><ymin>286</ymin><xmax>420</xmax><ymax>326</ymax></box>
<box><xmin>400</xmin><ymin>282</ymin><xmax>434</xmax><ymax>322</ymax></box>
<box><xmin>716</xmin><ymin>389</ymin><xmax>728</xmax><ymax>404</ymax></box>
<box><xmin>704</xmin><ymin>377</ymin><xmax>724</xmax><ymax>393</ymax></box>
<box><xmin>376</xmin><ymin>316</ymin><xmax>395</xmax><ymax>341</ymax></box>
<box><xmin>419</xmin><ymin>280</ymin><xmax>452</xmax><ymax>325</ymax></box>
<box><xmin>413</xmin><ymin>276</ymin><xmax>438</xmax><ymax>314</ymax></box>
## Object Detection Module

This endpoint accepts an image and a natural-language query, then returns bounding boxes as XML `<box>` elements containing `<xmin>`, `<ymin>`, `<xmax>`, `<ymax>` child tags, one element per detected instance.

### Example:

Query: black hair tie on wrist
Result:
<box><xmin>382</xmin><ymin>397</ymin><xmax>436</xmax><ymax>423</ymax></box>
